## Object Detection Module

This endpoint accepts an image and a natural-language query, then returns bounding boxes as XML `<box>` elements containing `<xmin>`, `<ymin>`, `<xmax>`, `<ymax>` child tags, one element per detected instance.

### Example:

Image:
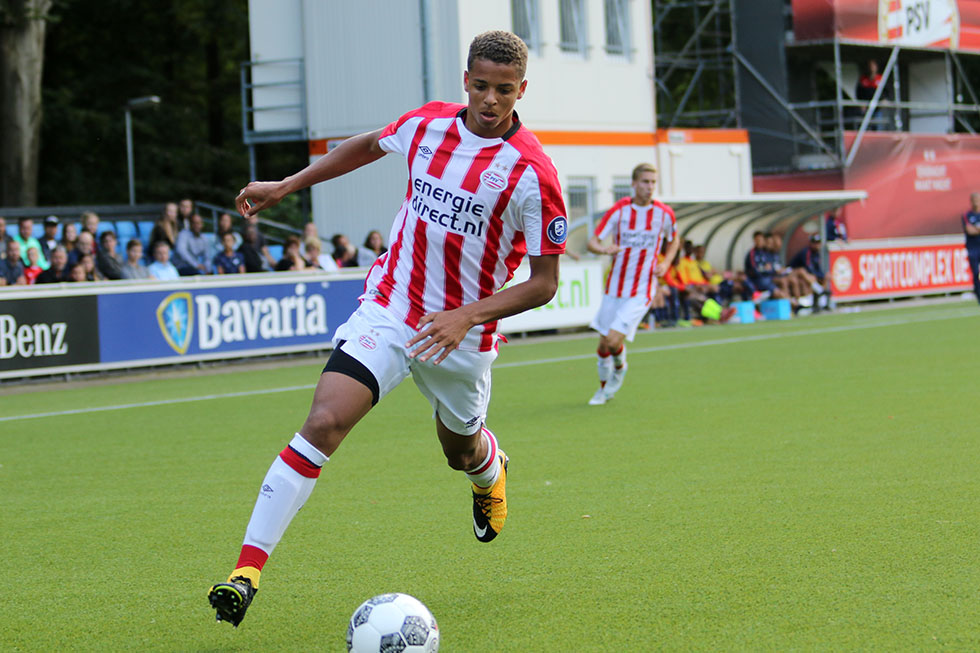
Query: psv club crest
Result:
<box><xmin>157</xmin><ymin>292</ymin><xmax>194</xmax><ymax>355</ymax></box>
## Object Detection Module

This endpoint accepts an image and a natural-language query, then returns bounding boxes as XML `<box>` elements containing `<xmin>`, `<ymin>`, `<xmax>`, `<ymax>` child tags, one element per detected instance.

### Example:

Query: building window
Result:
<box><xmin>559</xmin><ymin>0</ymin><xmax>587</xmax><ymax>54</ymax></box>
<box><xmin>604</xmin><ymin>0</ymin><xmax>630</xmax><ymax>56</ymax></box>
<box><xmin>511</xmin><ymin>0</ymin><xmax>540</xmax><ymax>53</ymax></box>
<box><xmin>612</xmin><ymin>177</ymin><xmax>632</xmax><ymax>202</ymax></box>
<box><xmin>566</xmin><ymin>176</ymin><xmax>596</xmax><ymax>231</ymax></box>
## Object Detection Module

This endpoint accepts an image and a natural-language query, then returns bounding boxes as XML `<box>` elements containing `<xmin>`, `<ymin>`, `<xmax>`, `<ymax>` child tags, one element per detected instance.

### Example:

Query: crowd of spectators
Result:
<box><xmin>0</xmin><ymin>200</ymin><xmax>388</xmax><ymax>287</ymax></box>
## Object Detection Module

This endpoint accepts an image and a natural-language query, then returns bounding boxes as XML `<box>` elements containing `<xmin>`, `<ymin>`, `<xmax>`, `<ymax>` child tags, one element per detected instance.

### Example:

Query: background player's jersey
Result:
<box><xmin>594</xmin><ymin>197</ymin><xmax>676</xmax><ymax>300</ymax></box>
<box><xmin>364</xmin><ymin>102</ymin><xmax>567</xmax><ymax>351</ymax></box>
<box><xmin>963</xmin><ymin>210</ymin><xmax>980</xmax><ymax>249</ymax></box>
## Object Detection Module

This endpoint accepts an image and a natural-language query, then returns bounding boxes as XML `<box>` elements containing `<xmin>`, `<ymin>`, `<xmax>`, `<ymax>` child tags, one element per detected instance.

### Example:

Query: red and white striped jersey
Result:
<box><xmin>594</xmin><ymin>197</ymin><xmax>676</xmax><ymax>300</ymax></box>
<box><xmin>363</xmin><ymin>102</ymin><xmax>567</xmax><ymax>351</ymax></box>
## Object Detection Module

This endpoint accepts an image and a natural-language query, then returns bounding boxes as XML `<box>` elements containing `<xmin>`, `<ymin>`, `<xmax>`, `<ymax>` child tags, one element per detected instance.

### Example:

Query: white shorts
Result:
<box><xmin>589</xmin><ymin>293</ymin><xmax>652</xmax><ymax>342</ymax></box>
<box><xmin>333</xmin><ymin>301</ymin><xmax>495</xmax><ymax>435</ymax></box>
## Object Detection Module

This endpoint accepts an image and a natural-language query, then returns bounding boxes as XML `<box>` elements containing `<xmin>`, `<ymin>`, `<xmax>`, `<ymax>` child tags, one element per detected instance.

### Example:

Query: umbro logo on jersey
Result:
<box><xmin>358</xmin><ymin>335</ymin><xmax>377</xmax><ymax>350</ymax></box>
<box><xmin>480</xmin><ymin>169</ymin><xmax>507</xmax><ymax>191</ymax></box>
<box><xmin>418</xmin><ymin>146</ymin><xmax>433</xmax><ymax>160</ymax></box>
<box><xmin>547</xmin><ymin>216</ymin><xmax>568</xmax><ymax>245</ymax></box>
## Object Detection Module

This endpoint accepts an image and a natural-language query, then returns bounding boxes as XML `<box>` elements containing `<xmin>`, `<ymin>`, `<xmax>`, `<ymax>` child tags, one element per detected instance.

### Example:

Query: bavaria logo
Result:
<box><xmin>358</xmin><ymin>335</ymin><xmax>377</xmax><ymax>350</ymax></box>
<box><xmin>480</xmin><ymin>169</ymin><xmax>507</xmax><ymax>191</ymax></box>
<box><xmin>547</xmin><ymin>216</ymin><xmax>568</xmax><ymax>245</ymax></box>
<box><xmin>418</xmin><ymin>146</ymin><xmax>433</xmax><ymax>160</ymax></box>
<box><xmin>156</xmin><ymin>292</ymin><xmax>194</xmax><ymax>355</ymax></box>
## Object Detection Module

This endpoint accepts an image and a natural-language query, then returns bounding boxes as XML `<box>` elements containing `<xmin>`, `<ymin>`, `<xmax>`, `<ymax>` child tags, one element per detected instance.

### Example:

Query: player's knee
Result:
<box><xmin>301</xmin><ymin>406</ymin><xmax>349</xmax><ymax>450</ymax></box>
<box><xmin>443</xmin><ymin>448</ymin><xmax>480</xmax><ymax>471</ymax></box>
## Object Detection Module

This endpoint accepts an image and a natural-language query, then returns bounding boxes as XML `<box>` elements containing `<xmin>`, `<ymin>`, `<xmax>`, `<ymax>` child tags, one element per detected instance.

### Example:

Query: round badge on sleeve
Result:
<box><xmin>547</xmin><ymin>216</ymin><xmax>568</xmax><ymax>245</ymax></box>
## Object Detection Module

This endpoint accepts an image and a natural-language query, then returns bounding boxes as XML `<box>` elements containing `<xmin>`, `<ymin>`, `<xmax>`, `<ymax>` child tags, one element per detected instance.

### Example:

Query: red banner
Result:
<box><xmin>829</xmin><ymin>238</ymin><xmax>974</xmax><ymax>298</ymax></box>
<box><xmin>792</xmin><ymin>0</ymin><xmax>980</xmax><ymax>51</ymax></box>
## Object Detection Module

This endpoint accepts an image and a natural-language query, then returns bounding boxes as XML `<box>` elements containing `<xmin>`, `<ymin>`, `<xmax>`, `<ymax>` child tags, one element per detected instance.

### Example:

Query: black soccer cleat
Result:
<box><xmin>208</xmin><ymin>576</ymin><xmax>257</xmax><ymax>627</ymax></box>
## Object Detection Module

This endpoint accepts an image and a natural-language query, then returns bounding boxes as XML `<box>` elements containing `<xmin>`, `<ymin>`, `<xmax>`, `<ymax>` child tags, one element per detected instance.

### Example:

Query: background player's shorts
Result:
<box><xmin>752</xmin><ymin>276</ymin><xmax>776</xmax><ymax>293</ymax></box>
<box><xmin>589</xmin><ymin>292</ymin><xmax>652</xmax><ymax>342</ymax></box>
<box><xmin>333</xmin><ymin>301</ymin><xmax>495</xmax><ymax>435</ymax></box>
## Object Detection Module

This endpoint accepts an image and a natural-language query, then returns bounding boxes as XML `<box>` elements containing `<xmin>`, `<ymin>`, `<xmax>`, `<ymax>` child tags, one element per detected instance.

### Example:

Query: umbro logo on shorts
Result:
<box><xmin>358</xmin><ymin>335</ymin><xmax>378</xmax><ymax>350</ymax></box>
<box><xmin>464</xmin><ymin>416</ymin><xmax>481</xmax><ymax>428</ymax></box>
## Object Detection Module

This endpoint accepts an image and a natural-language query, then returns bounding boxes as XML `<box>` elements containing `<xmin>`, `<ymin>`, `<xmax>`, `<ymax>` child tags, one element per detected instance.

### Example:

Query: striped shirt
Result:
<box><xmin>363</xmin><ymin>102</ymin><xmax>567</xmax><ymax>351</ymax></box>
<box><xmin>594</xmin><ymin>197</ymin><xmax>676</xmax><ymax>300</ymax></box>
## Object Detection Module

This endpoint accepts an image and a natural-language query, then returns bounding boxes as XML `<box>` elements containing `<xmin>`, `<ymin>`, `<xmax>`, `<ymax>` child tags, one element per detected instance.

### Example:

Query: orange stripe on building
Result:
<box><xmin>654</xmin><ymin>128</ymin><xmax>749</xmax><ymax>144</ymax></box>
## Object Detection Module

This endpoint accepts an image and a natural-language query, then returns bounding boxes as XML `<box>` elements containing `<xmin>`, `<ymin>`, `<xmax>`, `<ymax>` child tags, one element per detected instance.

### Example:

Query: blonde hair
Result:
<box><xmin>631</xmin><ymin>163</ymin><xmax>657</xmax><ymax>182</ymax></box>
<box><xmin>468</xmin><ymin>30</ymin><xmax>528</xmax><ymax>80</ymax></box>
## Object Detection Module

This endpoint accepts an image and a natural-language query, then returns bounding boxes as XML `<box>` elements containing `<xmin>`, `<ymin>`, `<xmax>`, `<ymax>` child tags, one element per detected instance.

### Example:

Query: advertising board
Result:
<box><xmin>0</xmin><ymin>295</ymin><xmax>100</xmax><ymax>374</ymax></box>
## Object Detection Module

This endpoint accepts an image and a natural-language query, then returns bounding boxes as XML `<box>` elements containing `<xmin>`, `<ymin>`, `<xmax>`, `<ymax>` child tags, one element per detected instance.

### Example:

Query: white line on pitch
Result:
<box><xmin>0</xmin><ymin>308</ymin><xmax>974</xmax><ymax>423</ymax></box>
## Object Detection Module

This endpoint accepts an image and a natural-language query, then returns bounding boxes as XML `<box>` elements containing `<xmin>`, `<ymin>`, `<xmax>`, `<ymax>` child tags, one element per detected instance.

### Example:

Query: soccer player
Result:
<box><xmin>963</xmin><ymin>191</ymin><xmax>980</xmax><ymax>305</ymax></box>
<box><xmin>586</xmin><ymin>163</ymin><xmax>678</xmax><ymax>406</ymax></box>
<box><xmin>208</xmin><ymin>31</ymin><xmax>567</xmax><ymax>627</ymax></box>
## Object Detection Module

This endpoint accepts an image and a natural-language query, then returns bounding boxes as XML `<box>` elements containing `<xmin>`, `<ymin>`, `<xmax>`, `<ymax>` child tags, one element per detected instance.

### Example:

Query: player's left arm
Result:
<box><xmin>407</xmin><ymin>254</ymin><xmax>560</xmax><ymax>364</ymax></box>
<box><xmin>964</xmin><ymin>215</ymin><xmax>980</xmax><ymax>236</ymax></box>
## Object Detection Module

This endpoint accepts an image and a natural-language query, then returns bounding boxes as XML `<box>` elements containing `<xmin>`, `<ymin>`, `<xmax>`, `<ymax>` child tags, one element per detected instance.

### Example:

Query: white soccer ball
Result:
<box><xmin>346</xmin><ymin>593</ymin><xmax>440</xmax><ymax>652</ymax></box>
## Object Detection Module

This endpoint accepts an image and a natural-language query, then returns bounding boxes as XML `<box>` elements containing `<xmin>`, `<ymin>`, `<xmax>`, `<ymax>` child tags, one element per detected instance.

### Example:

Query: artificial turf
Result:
<box><xmin>1</xmin><ymin>301</ymin><xmax>978</xmax><ymax>651</ymax></box>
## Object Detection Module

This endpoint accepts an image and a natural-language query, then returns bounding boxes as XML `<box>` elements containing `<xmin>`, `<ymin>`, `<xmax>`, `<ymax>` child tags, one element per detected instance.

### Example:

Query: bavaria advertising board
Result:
<box><xmin>792</xmin><ymin>0</ymin><xmax>980</xmax><ymax>50</ymax></box>
<box><xmin>98</xmin><ymin>278</ymin><xmax>363</xmax><ymax>364</ymax></box>
<box><xmin>0</xmin><ymin>294</ymin><xmax>100</xmax><ymax>374</ymax></box>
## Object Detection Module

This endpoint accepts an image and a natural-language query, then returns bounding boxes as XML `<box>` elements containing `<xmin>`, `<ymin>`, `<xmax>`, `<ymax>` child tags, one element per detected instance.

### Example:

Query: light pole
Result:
<box><xmin>125</xmin><ymin>95</ymin><xmax>161</xmax><ymax>205</ymax></box>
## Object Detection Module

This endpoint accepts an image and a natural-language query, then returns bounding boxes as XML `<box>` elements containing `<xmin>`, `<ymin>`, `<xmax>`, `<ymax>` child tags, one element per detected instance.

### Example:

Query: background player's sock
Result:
<box><xmin>234</xmin><ymin>433</ymin><xmax>328</xmax><ymax>584</ymax></box>
<box><xmin>597</xmin><ymin>349</ymin><xmax>613</xmax><ymax>387</ymax></box>
<box><xmin>466</xmin><ymin>427</ymin><xmax>501</xmax><ymax>489</ymax></box>
<box><xmin>612</xmin><ymin>345</ymin><xmax>626</xmax><ymax>369</ymax></box>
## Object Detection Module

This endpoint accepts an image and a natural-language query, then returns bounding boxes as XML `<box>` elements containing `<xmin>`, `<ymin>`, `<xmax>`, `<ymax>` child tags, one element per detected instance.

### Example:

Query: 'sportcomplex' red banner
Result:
<box><xmin>829</xmin><ymin>237</ymin><xmax>974</xmax><ymax>299</ymax></box>
<box><xmin>793</xmin><ymin>0</ymin><xmax>980</xmax><ymax>51</ymax></box>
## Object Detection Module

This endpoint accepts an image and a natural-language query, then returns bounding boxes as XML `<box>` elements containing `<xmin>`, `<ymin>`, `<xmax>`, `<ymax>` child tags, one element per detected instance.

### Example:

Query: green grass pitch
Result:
<box><xmin>2</xmin><ymin>302</ymin><xmax>978</xmax><ymax>651</ymax></box>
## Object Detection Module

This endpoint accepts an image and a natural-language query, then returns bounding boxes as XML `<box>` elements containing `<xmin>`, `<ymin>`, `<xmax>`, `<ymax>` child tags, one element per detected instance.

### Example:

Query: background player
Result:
<box><xmin>207</xmin><ymin>30</ymin><xmax>567</xmax><ymax>627</ymax></box>
<box><xmin>963</xmin><ymin>191</ymin><xmax>980</xmax><ymax>305</ymax></box>
<box><xmin>586</xmin><ymin>163</ymin><xmax>678</xmax><ymax>405</ymax></box>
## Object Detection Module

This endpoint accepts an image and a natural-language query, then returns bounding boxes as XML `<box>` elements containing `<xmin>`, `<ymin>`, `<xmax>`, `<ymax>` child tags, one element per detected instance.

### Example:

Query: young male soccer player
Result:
<box><xmin>586</xmin><ymin>163</ymin><xmax>678</xmax><ymax>406</ymax></box>
<box><xmin>208</xmin><ymin>30</ymin><xmax>567</xmax><ymax>627</ymax></box>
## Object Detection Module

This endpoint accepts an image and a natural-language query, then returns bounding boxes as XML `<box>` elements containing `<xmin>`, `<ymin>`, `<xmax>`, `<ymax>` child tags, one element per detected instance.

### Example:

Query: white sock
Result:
<box><xmin>811</xmin><ymin>281</ymin><xmax>824</xmax><ymax>294</ymax></box>
<box><xmin>465</xmin><ymin>427</ymin><xmax>501</xmax><ymax>489</ymax></box>
<box><xmin>597</xmin><ymin>351</ymin><xmax>613</xmax><ymax>387</ymax></box>
<box><xmin>242</xmin><ymin>433</ymin><xmax>328</xmax><ymax>555</ymax></box>
<box><xmin>612</xmin><ymin>345</ymin><xmax>627</xmax><ymax>369</ymax></box>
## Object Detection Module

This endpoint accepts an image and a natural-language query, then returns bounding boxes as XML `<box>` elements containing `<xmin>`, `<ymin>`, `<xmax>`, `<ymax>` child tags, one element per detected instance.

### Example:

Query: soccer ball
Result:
<box><xmin>346</xmin><ymin>593</ymin><xmax>439</xmax><ymax>652</ymax></box>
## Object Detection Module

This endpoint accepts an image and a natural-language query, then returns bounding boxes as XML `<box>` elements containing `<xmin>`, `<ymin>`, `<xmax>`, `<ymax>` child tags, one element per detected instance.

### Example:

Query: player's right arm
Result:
<box><xmin>587</xmin><ymin>203</ymin><xmax>623</xmax><ymax>256</ymax></box>
<box><xmin>236</xmin><ymin>129</ymin><xmax>387</xmax><ymax>217</ymax></box>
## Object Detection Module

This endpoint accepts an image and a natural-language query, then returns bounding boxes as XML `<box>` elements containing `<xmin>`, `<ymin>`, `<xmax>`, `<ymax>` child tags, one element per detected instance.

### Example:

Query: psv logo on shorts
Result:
<box><xmin>547</xmin><ymin>216</ymin><xmax>568</xmax><ymax>245</ymax></box>
<box><xmin>480</xmin><ymin>169</ymin><xmax>507</xmax><ymax>191</ymax></box>
<box><xmin>358</xmin><ymin>335</ymin><xmax>377</xmax><ymax>350</ymax></box>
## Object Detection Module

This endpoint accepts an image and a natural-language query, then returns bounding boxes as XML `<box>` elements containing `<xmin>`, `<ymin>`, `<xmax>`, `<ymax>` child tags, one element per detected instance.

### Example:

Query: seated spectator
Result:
<box><xmin>790</xmin><ymin>234</ymin><xmax>829</xmax><ymax>311</ymax></box>
<box><xmin>275</xmin><ymin>235</ymin><xmax>307</xmax><ymax>271</ymax></box>
<box><xmin>0</xmin><ymin>216</ymin><xmax>7</xmax><ymax>255</ymax></box>
<box><xmin>766</xmin><ymin>232</ymin><xmax>799</xmax><ymax>300</ymax></box>
<box><xmin>177</xmin><ymin>198</ymin><xmax>195</xmax><ymax>231</ymax></box>
<box><xmin>13</xmin><ymin>217</ymin><xmax>49</xmax><ymax>270</ymax></box>
<box><xmin>694</xmin><ymin>244</ymin><xmax>734</xmax><ymax>303</ymax></box>
<box><xmin>40</xmin><ymin>215</ymin><xmax>60</xmax><ymax>260</ymax></box>
<box><xmin>61</xmin><ymin>222</ymin><xmax>78</xmax><ymax>255</ymax></box>
<box><xmin>68</xmin><ymin>262</ymin><xmax>87</xmax><ymax>282</ymax></box>
<box><xmin>148</xmin><ymin>241</ymin><xmax>180</xmax><ymax>280</ymax></box>
<box><xmin>214</xmin><ymin>231</ymin><xmax>246</xmax><ymax>274</ymax></box>
<box><xmin>96</xmin><ymin>231</ymin><xmax>124</xmax><ymax>280</ymax></box>
<box><xmin>744</xmin><ymin>231</ymin><xmax>787</xmax><ymax>302</ymax></box>
<box><xmin>149</xmin><ymin>208</ymin><xmax>178</xmax><ymax>256</ymax></box>
<box><xmin>304</xmin><ymin>236</ymin><xmax>339</xmax><ymax>271</ymax></box>
<box><xmin>121</xmin><ymin>239</ymin><xmax>151</xmax><ymax>280</ymax></box>
<box><xmin>358</xmin><ymin>229</ymin><xmax>387</xmax><ymax>265</ymax></box>
<box><xmin>241</xmin><ymin>214</ymin><xmax>276</xmax><ymax>269</ymax></box>
<box><xmin>68</xmin><ymin>231</ymin><xmax>95</xmax><ymax>267</ymax></box>
<box><xmin>825</xmin><ymin>208</ymin><xmax>848</xmax><ymax>242</ymax></box>
<box><xmin>176</xmin><ymin>213</ymin><xmax>212</xmax><ymax>274</ymax></box>
<box><xmin>303</xmin><ymin>221</ymin><xmax>320</xmax><ymax>242</ymax></box>
<box><xmin>331</xmin><ymin>233</ymin><xmax>358</xmax><ymax>268</ymax></box>
<box><xmin>0</xmin><ymin>240</ymin><xmax>26</xmax><ymax>285</ymax></box>
<box><xmin>676</xmin><ymin>240</ymin><xmax>720</xmax><ymax>301</ymax></box>
<box><xmin>37</xmin><ymin>246</ymin><xmax>71</xmax><ymax>283</ymax></box>
<box><xmin>80</xmin><ymin>210</ymin><xmax>100</xmax><ymax>241</ymax></box>
<box><xmin>214</xmin><ymin>212</ymin><xmax>242</xmax><ymax>255</ymax></box>
<box><xmin>23</xmin><ymin>246</ymin><xmax>43</xmax><ymax>284</ymax></box>
<box><xmin>238</xmin><ymin>225</ymin><xmax>266</xmax><ymax>273</ymax></box>
<box><xmin>77</xmin><ymin>252</ymin><xmax>103</xmax><ymax>281</ymax></box>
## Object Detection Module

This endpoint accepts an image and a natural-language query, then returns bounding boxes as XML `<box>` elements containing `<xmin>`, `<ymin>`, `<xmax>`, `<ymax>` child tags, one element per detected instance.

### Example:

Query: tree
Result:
<box><xmin>0</xmin><ymin>0</ymin><xmax>54</xmax><ymax>207</ymax></box>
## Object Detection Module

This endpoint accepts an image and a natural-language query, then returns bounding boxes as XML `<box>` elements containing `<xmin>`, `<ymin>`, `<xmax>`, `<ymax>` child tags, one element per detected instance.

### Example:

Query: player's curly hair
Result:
<box><xmin>467</xmin><ymin>30</ymin><xmax>528</xmax><ymax>80</ymax></box>
<box><xmin>631</xmin><ymin>163</ymin><xmax>657</xmax><ymax>181</ymax></box>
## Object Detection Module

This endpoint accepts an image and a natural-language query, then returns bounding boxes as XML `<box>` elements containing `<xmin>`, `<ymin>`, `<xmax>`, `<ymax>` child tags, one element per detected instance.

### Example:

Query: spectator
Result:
<box><xmin>215</xmin><ymin>212</ymin><xmax>242</xmax><ymax>255</ymax></box>
<box><xmin>744</xmin><ymin>231</ymin><xmax>786</xmax><ymax>301</ymax></box>
<box><xmin>13</xmin><ymin>217</ymin><xmax>49</xmax><ymax>270</ymax></box>
<box><xmin>331</xmin><ymin>233</ymin><xmax>358</xmax><ymax>268</ymax></box>
<box><xmin>855</xmin><ymin>59</ymin><xmax>890</xmax><ymax>130</ymax></box>
<box><xmin>61</xmin><ymin>222</ymin><xmax>79</xmax><ymax>255</ymax></box>
<box><xmin>40</xmin><ymin>215</ymin><xmax>60</xmax><ymax>260</ymax></box>
<box><xmin>68</xmin><ymin>262</ymin><xmax>87</xmax><ymax>282</ymax></box>
<box><xmin>149</xmin><ymin>206</ymin><xmax>178</xmax><ymax>255</ymax></box>
<box><xmin>214</xmin><ymin>231</ymin><xmax>246</xmax><ymax>274</ymax></box>
<box><xmin>148</xmin><ymin>241</ymin><xmax>180</xmax><ymax>280</ymax></box>
<box><xmin>303</xmin><ymin>221</ymin><xmax>320</xmax><ymax>242</ymax></box>
<box><xmin>677</xmin><ymin>240</ymin><xmax>720</xmax><ymax>301</ymax></box>
<box><xmin>238</xmin><ymin>225</ymin><xmax>266</xmax><ymax>273</ymax></box>
<box><xmin>121</xmin><ymin>239</ymin><xmax>151</xmax><ymax>280</ymax></box>
<box><xmin>80</xmin><ymin>210</ymin><xmax>100</xmax><ymax>239</ymax></box>
<box><xmin>176</xmin><ymin>213</ymin><xmax>212</xmax><ymax>274</ymax></box>
<box><xmin>0</xmin><ymin>240</ymin><xmax>26</xmax><ymax>285</ymax></box>
<box><xmin>363</xmin><ymin>229</ymin><xmax>388</xmax><ymax>258</ymax></box>
<box><xmin>275</xmin><ymin>235</ymin><xmax>307</xmax><ymax>271</ymax></box>
<box><xmin>177</xmin><ymin>198</ymin><xmax>195</xmax><ymax>231</ymax></box>
<box><xmin>0</xmin><ymin>216</ymin><xmax>7</xmax><ymax>255</ymax></box>
<box><xmin>825</xmin><ymin>209</ymin><xmax>848</xmax><ymax>243</ymax></box>
<box><xmin>766</xmin><ymin>232</ymin><xmax>798</xmax><ymax>300</ymax></box>
<box><xmin>241</xmin><ymin>214</ymin><xmax>276</xmax><ymax>269</ymax></box>
<box><xmin>304</xmin><ymin>236</ymin><xmax>339</xmax><ymax>271</ymax></box>
<box><xmin>37</xmin><ymin>246</ymin><xmax>71</xmax><ymax>283</ymax></box>
<box><xmin>790</xmin><ymin>234</ymin><xmax>828</xmax><ymax>311</ymax></box>
<box><xmin>68</xmin><ymin>231</ymin><xmax>95</xmax><ymax>267</ymax></box>
<box><xmin>23</xmin><ymin>246</ymin><xmax>43</xmax><ymax>284</ymax></box>
<box><xmin>78</xmin><ymin>252</ymin><xmax>102</xmax><ymax>281</ymax></box>
<box><xmin>694</xmin><ymin>244</ymin><xmax>734</xmax><ymax>303</ymax></box>
<box><xmin>96</xmin><ymin>231</ymin><xmax>124</xmax><ymax>280</ymax></box>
